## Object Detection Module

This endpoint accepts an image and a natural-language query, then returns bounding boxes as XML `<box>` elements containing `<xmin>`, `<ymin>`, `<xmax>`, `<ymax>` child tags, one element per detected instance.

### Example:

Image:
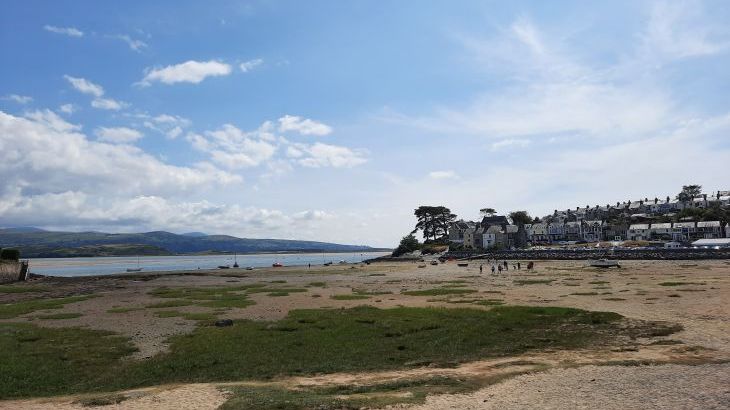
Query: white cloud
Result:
<box><xmin>139</xmin><ymin>60</ymin><xmax>232</xmax><ymax>86</ymax></box>
<box><xmin>58</xmin><ymin>104</ymin><xmax>76</xmax><ymax>114</ymax></box>
<box><xmin>63</xmin><ymin>75</ymin><xmax>104</xmax><ymax>97</ymax></box>
<box><xmin>95</xmin><ymin>127</ymin><xmax>143</xmax><ymax>144</ymax></box>
<box><xmin>642</xmin><ymin>1</ymin><xmax>729</xmax><ymax>60</ymax></box>
<box><xmin>2</xmin><ymin>94</ymin><xmax>33</xmax><ymax>104</ymax></box>
<box><xmin>491</xmin><ymin>138</ymin><xmax>530</xmax><ymax>151</ymax></box>
<box><xmin>44</xmin><ymin>25</ymin><xmax>83</xmax><ymax>37</ymax></box>
<box><xmin>428</xmin><ymin>170</ymin><xmax>459</xmax><ymax>180</ymax></box>
<box><xmin>188</xmin><ymin>124</ymin><xmax>277</xmax><ymax>169</ymax></box>
<box><xmin>278</xmin><ymin>115</ymin><xmax>333</xmax><ymax>136</ymax></box>
<box><xmin>24</xmin><ymin>109</ymin><xmax>80</xmax><ymax>132</ymax></box>
<box><xmin>111</xmin><ymin>34</ymin><xmax>148</xmax><ymax>52</ymax></box>
<box><xmin>91</xmin><ymin>98</ymin><xmax>127</xmax><ymax>111</ymax></box>
<box><xmin>292</xmin><ymin>142</ymin><xmax>367</xmax><ymax>168</ymax></box>
<box><xmin>0</xmin><ymin>109</ymin><xmax>240</xmax><ymax>200</ymax></box>
<box><xmin>240</xmin><ymin>58</ymin><xmax>263</xmax><ymax>72</ymax></box>
<box><xmin>140</xmin><ymin>113</ymin><xmax>191</xmax><ymax>139</ymax></box>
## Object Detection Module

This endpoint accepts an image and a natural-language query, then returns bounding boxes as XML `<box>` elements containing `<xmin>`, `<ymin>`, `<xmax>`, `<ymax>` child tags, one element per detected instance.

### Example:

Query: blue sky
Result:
<box><xmin>1</xmin><ymin>0</ymin><xmax>729</xmax><ymax>247</ymax></box>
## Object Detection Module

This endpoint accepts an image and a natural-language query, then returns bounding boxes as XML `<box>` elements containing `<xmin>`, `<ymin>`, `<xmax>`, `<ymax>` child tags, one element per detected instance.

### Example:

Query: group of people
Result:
<box><xmin>479</xmin><ymin>260</ymin><xmax>534</xmax><ymax>274</ymax></box>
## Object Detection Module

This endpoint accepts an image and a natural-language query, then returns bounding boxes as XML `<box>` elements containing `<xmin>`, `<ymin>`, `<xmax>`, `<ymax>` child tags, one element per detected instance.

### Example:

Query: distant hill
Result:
<box><xmin>181</xmin><ymin>232</ymin><xmax>208</xmax><ymax>237</ymax></box>
<box><xmin>0</xmin><ymin>228</ymin><xmax>385</xmax><ymax>258</ymax></box>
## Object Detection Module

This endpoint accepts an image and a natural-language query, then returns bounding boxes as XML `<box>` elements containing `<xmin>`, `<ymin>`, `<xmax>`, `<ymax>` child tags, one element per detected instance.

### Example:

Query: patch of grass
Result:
<box><xmin>107</xmin><ymin>307</ymin><xmax>144</xmax><ymax>314</ymax></box>
<box><xmin>34</xmin><ymin>313</ymin><xmax>83</xmax><ymax>320</ymax></box>
<box><xmin>246</xmin><ymin>287</ymin><xmax>308</xmax><ymax>294</ymax></box>
<box><xmin>267</xmin><ymin>292</ymin><xmax>291</xmax><ymax>297</ymax></box>
<box><xmin>182</xmin><ymin>312</ymin><xmax>217</xmax><ymax>321</ymax></box>
<box><xmin>331</xmin><ymin>294</ymin><xmax>371</xmax><ymax>300</ymax></box>
<box><xmin>154</xmin><ymin>310</ymin><xmax>182</xmax><ymax>318</ymax></box>
<box><xmin>0</xmin><ymin>285</ymin><xmax>50</xmax><ymax>293</ymax></box>
<box><xmin>149</xmin><ymin>285</ymin><xmax>266</xmax><ymax>309</ymax></box>
<box><xmin>482</xmin><ymin>290</ymin><xmax>504</xmax><ymax>294</ymax></box>
<box><xmin>220</xmin><ymin>376</ymin><xmax>479</xmax><ymax>410</ymax></box>
<box><xmin>146</xmin><ymin>300</ymin><xmax>194</xmax><ymax>309</ymax></box>
<box><xmin>0</xmin><ymin>323</ymin><xmax>137</xmax><ymax>398</ymax></box>
<box><xmin>74</xmin><ymin>393</ymin><xmax>129</xmax><ymax>407</ymax></box>
<box><xmin>659</xmin><ymin>282</ymin><xmax>705</xmax><ymax>287</ymax></box>
<box><xmin>0</xmin><ymin>295</ymin><xmax>94</xmax><ymax>319</ymax></box>
<box><xmin>307</xmin><ymin>282</ymin><xmax>327</xmax><ymax>288</ymax></box>
<box><xmin>368</xmin><ymin>273</ymin><xmax>386</xmax><ymax>276</ymax></box>
<box><xmin>571</xmin><ymin>292</ymin><xmax>599</xmax><ymax>296</ymax></box>
<box><xmin>402</xmin><ymin>288</ymin><xmax>478</xmax><ymax>296</ymax></box>
<box><xmin>513</xmin><ymin>279</ymin><xmax>553</xmax><ymax>285</ymax></box>
<box><xmin>353</xmin><ymin>289</ymin><xmax>392</xmax><ymax>296</ymax></box>
<box><xmin>602</xmin><ymin>298</ymin><xmax>626</xmax><ymax>301</ymax></box>
<box><xmin>589</xmin><ymin>281</ymin><xmax>610</xmax><ymax>285</ymax></box>
<box><xmin>0</xmin><ymin>305</ymin><xmax>678</xmax><ymax>398</ymax></box>
<box><xmin>667</xmin><ymin>294</ymin><xmax>681</xmax><ymax>298</ymax></box>
<box><xmin>269</xmin><ymin>280</ymin><xmax>287</xmax><ymax>284</ymax></box>
<box><xmin>473</xmin><ymin>299</ymin><xmax>505</xmax><ymax>306</ymax></box>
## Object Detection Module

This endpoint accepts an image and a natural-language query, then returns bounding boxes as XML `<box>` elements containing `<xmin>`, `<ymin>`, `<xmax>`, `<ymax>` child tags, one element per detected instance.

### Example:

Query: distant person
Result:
<box><xmin>480</xmin><ymin>264</ymin><xmax>483</xmax><ymax>274</ymax></box>
<box><xmin>503</xmin><ymin>261</ymin><xmax>508</xmax><ymax>269</ymax></box>
<box><xmin>308</xmin><ymin>263</ymin><xmax>311</xmax><ymax>269</ymax></box>
<box><xmin>491</xmin><ymin>265</ymin><xmax>495</xmax><ymax>274</ymax></box>
<box><xmin>517</xmin><ymin>262</ymin><xmax>521</xmax><ymax>270</ymax></box>
<box><xmin>498</xmin><ymin>265</ymin><xmax>503</xmax><ymax>273</ymax></box>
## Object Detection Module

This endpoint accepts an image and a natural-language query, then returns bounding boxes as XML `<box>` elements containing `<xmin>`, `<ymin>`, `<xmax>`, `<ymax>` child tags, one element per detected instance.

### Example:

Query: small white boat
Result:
<box><xmin>590</xmin><ymin>259</ymin><xmax>621</xmax><ymax>268</ymax></box>
<box><xmin>126</xmin><ymin>256</ymin><xmax>143</xmax><ymax>272</ymax></box>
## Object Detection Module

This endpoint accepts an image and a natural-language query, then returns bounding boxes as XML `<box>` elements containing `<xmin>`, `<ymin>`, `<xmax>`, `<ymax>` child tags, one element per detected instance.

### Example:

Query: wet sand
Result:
<box><xmin>1</xmin><ymin>259</ymin><xmax>728</xmax><ymax>409</ymax></box>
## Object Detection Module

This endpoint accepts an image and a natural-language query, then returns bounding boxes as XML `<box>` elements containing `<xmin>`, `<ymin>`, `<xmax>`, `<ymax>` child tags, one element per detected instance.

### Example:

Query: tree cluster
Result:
<box><xmin>413</xmin><ymin>206</ymin><xmax>456</xmax><ymax>242</ymax></box>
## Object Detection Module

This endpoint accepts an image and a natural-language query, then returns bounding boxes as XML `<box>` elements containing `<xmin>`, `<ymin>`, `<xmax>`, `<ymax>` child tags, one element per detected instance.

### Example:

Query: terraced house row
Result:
<box><xmin>448</xmin><ymin>190</ymin><xmax>730</xmax><ymax>249</ymax></box>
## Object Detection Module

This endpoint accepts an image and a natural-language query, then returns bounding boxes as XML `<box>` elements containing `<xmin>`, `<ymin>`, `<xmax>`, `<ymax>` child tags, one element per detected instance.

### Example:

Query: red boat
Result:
<box><xmin>272</xmin><ymin>262</ymin><xmax>283</xmax><ymax>267</ymax></box>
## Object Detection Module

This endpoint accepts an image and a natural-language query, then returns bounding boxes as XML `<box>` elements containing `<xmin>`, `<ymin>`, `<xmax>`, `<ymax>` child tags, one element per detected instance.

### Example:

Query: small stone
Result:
<box><xmin>215</xmin><ymin>319</ymin><xmax>234</xmax><ymax>327</ymax></box>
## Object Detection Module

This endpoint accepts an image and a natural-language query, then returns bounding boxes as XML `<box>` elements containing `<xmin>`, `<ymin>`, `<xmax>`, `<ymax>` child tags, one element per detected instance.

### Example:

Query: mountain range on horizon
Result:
<box><xmin>0</xmin><ymin>227</ymin><xmax>387</xmax><ymax>258</ymax></box>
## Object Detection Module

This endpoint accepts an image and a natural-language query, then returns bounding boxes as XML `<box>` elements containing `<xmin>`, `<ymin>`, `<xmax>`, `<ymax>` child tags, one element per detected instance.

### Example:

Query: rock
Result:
<box><xmin>215</xmin><ymin>319</ymin><xmax>234</xmax><ymax>327</ymax></box>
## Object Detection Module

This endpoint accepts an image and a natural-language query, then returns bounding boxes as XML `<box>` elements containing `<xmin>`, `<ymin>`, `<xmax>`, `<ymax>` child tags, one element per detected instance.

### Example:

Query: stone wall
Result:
<box><xmin>0</xmin><ymin>261</ymin><xmax>24</xmax><ymax>284</ymax></box>
<box><xmin>444</xmin><ymin>248</ymin><xmax>730</xmax><ymax>261</ymax></box>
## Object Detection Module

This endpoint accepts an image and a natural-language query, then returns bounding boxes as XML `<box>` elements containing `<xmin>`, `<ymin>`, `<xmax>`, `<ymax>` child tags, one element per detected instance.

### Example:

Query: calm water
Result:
<box><xmin>27</xmin><ymin>252</ymin><xmax>390</xmax><ymax>277</ymax></box>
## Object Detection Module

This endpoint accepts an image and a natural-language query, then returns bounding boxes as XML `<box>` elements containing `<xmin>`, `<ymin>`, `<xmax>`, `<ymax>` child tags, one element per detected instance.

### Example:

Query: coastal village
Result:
<box><xmin>448</xmin><ymin>189</ymin><xmax>730</xmax><ymax>250</ymax></box>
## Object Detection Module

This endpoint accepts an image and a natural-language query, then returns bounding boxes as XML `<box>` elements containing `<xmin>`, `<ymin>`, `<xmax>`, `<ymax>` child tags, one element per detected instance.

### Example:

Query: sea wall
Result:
<box><xmin>0</xmin><ymin>261</ymin><xmax>26</xmax><ymax>284</ymax></box>
<box><xmin>444</xmin><ymin>248</ymin><xmax>730</xmax><ymax>261</ymax></box>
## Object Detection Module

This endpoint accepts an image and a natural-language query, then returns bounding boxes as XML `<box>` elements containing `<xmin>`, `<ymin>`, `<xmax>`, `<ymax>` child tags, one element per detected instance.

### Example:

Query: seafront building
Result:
<box><xmin>449</xmin><ymin>189</ymin><xmax>729</xmax><ymax>249</ymax></box>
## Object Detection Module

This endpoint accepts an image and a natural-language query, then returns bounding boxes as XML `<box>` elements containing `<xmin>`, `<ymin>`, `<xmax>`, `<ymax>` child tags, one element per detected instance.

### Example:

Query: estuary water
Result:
<box><xmin>27</xmin><ymin>252</ymin><xmax>390</xmax><ymax>277</ymax></box>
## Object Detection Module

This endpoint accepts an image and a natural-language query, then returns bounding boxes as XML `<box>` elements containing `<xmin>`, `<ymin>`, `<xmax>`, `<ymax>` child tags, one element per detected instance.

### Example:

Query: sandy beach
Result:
<box><xmin>1</xmin><ymin>259</ymin><xmax>728</xmax><ymax>409</ymax></box>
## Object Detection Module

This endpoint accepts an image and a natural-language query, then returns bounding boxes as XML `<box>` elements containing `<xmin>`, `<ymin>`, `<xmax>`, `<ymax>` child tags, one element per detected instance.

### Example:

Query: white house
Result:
<box><xmin>581</xmin><ymin>220</ymin><xmax>604</xmax><ymax>242</ymax></box>
<box><xmin>528</xmin><ymin>222</ymin><xmax>548</xmax><ymax>243</ymax></box>
<box><xmin>650</xmin><ymin>223</ymin><xmax>672</xmax><ymax>240</ymax></box>
<box><xmin>627</xmin><ymin>224</ymin><xmax>650</xmax><ymax>241</ymax></box>
<box><xmin>672</xmin><ymin>222</ymin><xmax>696</xmax><ymax>242</ymax></box>
<box><xmin>548</xmin><ymin>223</ymin><xmax>565</xmax><ymax>242</ymax></box>
<box><xmin>696</xmin><ymin>221</ymin><xmax>722</xmax><ymax>239</ymax></box>
<box><xmin>482</xmin><ymin>225</ymin><xmax>503</xmax><ymax>249</ymax></box>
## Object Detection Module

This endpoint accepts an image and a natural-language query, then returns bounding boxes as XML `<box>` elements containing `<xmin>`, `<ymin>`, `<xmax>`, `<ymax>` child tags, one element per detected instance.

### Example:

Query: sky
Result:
<box><xmin>1</xmin><ymin>0</ymin><xmax>729</xmax><ymax>247</ymax></box>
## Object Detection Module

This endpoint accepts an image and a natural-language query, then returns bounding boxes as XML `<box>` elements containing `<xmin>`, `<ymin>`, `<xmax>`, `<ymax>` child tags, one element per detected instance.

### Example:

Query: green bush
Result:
<box><xmin>392</xmin><ymin>234</ymin><xmax>420</xmax><ymax>257</ymax></box>
<box><xmin>0</xmin><ymin>249</ymin><xmax>20</xmax><ymax>261</ymax></box>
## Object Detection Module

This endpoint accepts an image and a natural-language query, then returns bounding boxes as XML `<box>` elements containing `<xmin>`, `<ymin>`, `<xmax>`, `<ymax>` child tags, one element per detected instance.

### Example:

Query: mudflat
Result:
<box><xmin>1</xmin><ymin>259</ymin><xmax>728</xmax><ymax>409</ymax></box>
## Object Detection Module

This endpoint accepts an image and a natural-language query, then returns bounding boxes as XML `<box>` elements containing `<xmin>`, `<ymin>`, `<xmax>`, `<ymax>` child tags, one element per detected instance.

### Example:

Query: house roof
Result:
<box><xmin>697</xmin><ymin>221</ymin><xmax>721</xmax><ymax>227</ymax></box>
<box><xmin>629</xmin><ymin>224</ymin><xmax>649</xmax><ymax>230</ymax></box>
<box><xmin>673</xmin><ymin>222</ymin><xmax>696</xmax><ymax>228</ymax></box>
<box><xmin>692</xmin><ymin>238</ymin><xmax>730</xmax><ymax>246</ymax></box>
<box><xmin>486</xmin><ymin>225</ymin><xmax>503</xmax><ymax>234</ymax></box>
<box><xmin>651</xmin><ymin>223</ymin><xmax>672</xmax><ymax>229</ymax></box>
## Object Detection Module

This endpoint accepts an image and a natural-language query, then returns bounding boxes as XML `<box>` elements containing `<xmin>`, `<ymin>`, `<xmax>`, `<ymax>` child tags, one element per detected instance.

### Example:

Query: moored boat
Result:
<box><xmin>590</xmin><ymin>259</ymin><xmax>621</xmax><ymax>268</ymax></box>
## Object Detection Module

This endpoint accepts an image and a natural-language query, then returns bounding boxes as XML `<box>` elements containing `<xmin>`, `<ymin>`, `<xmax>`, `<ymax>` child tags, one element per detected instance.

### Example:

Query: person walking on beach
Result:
<box><xmin>504</xmin><ymin>261</ymin><xmax>508</xmax><ymax>271</ymax></box>
<box><xmin>517</xmin><ymin>262</ymin><xmax>521</xmax><ymax>270</ymax></box>
<box><xmin>498</xmin><ymin>265</ymin><xmax>502</xmax><ymax>273</ymax></box>
<box><xmin>480</xmin><ymin>264</ymin><xmax>483</xmax><ymax>274</ymax></box>
<box><xmin>491</xmin><ymin>265</ymin><xmax>496</xmax><ymax>274</ymax></box>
